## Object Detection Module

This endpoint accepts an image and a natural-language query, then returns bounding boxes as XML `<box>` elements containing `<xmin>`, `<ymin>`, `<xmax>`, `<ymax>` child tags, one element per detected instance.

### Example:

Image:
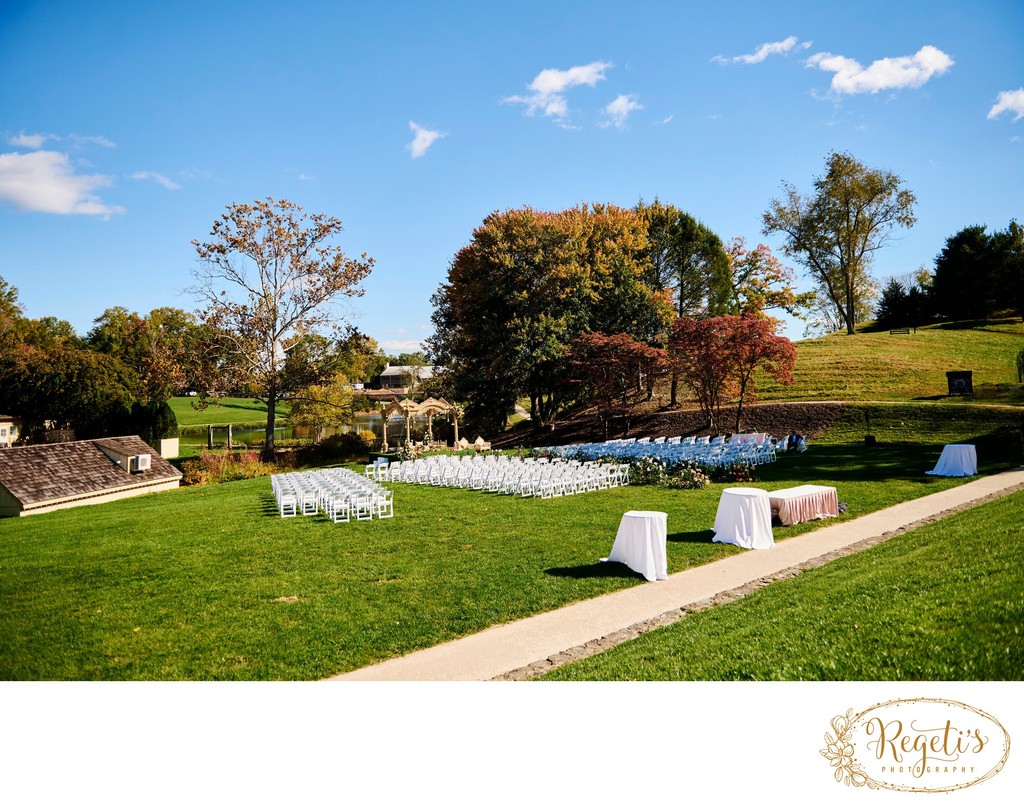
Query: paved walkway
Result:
<box><xmin>331</xmin><ymin>468</ymin><xmax>1024</xmax><ymax>682</ymax></box>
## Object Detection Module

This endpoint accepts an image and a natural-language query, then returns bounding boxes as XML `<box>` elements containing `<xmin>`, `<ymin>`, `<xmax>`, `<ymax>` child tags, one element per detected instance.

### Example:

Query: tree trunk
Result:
<box><xmin>670</xmin><ymin>371</ymin><xmax>678</xmax><ymax>405</ymax></box>
<box><xmin>845</xmin><ymin>276</ymin><xmax>857</xmax><ymax>334</ymax></box>
<box><xmin>262</xmin><ymin>389</ymin><xmax>277</xmax><ymax>461</ymax></box>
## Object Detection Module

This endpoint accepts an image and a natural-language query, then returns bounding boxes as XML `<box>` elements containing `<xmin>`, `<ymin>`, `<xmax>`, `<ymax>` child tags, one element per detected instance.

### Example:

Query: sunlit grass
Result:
<box><xmin>543</xmin><ymin>491</ymin><xmax>1024</xmax><ymax>681</ymax></box>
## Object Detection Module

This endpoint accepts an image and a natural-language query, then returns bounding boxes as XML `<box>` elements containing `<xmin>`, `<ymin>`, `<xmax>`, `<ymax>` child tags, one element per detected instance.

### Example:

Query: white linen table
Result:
<box><xmin>926</xmin><ymin>444</ymin><xmax>977</xmax><ymax>477</ymax></box>
<box><xmin>603</xmin><ymin>510</ymin><xmax>668</xmax><ymax>582</ymax></box>
<box><xmin>768</xmin><ymin>484</ymin><xmax>839</xmax><ymax>526</ymax></box>
<box><xmin>712</xmin><ymin>487</ymin><xmax>773</xmax><ymax>550</ymax></box>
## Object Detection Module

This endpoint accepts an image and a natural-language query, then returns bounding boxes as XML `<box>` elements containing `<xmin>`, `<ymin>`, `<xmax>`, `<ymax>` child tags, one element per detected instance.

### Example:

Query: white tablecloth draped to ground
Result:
<box><xmin>768</xmin><ymin>484</ymin><xmax>839</xmax><ymax>526</ymax></box>
<box><xmin>603</xmin><ymin>510</ymin><xmax>668</xmax><ymax>582</ymax></box>
<box><xmin>926</xmin><ymin>444</ymin><xmax>978</xmax><ymax>477</ymax></box>
<box><xmin>712</xmin><ymin>487</ymin><xmax>774</xmax><ymax>550</ymax></box>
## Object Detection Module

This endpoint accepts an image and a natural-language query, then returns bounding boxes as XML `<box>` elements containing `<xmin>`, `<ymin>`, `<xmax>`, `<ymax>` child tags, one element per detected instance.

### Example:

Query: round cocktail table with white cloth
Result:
<box><xmin>603</xmin><ymin>510</ymin><xmax>668</xmax><ymax>581</ymax></box>
<box><xmin>926</xmin><ymin>444</ymin><xmax>977</xmax><ymax>477</ymax></box>
<box><xmin>712</xmin><ymin>487</ymin><xmax>773</xmax><ymax>550</ymax></box>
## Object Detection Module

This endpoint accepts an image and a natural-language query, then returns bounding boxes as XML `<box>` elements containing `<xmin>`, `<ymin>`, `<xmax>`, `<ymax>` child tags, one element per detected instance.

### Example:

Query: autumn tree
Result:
<box><xmin>724</xmin><ymin>238</ymin><xmax>812</xmax><ymax>317</ymax></box>
<box><xmin>729</xmin><ymin>315</ymin><xmax>796</xmax><ymax>433</ymax></box>
<box><xmin>668</xmin><ymin>314</ymin><xmax>795</xmax><ymax>433</ymax></box>
<box><xmin>763</xmin><ymin>151</ymin><xmax>916</xmax><ymax>335</ymax></box>
<box><xmin>190</xmin><ymin>198</ymin><xmax>373</xmax><ymax>459</ymax></box>
<box><xmin>289</xmin><ymin>374</ymin><xmax>354</xmax><ymax>443</ymax></box>
<box><xmin>429</xmin><ymin>204</ymin><xmax>671</xmax><ymax>434</ymax></box>
<box><xmin>569</xmin><ymin>332</ymin><xmax>668</xmax><ymax>438</ymax></box>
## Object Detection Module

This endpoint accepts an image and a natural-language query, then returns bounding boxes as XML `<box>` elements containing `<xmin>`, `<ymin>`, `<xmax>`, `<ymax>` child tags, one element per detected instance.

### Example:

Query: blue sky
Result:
<box><xmin>1</xmin><ymin>0</ymin><xmax>1022</xmax><ymax>349</ymax></box>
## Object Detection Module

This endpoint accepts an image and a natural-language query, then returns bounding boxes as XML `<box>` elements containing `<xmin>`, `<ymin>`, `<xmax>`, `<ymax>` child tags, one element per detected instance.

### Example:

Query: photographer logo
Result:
<box><xmin>820</xmin><ymin>698</ymin><xmax>1010</xmax><ymax>792</ymax></box>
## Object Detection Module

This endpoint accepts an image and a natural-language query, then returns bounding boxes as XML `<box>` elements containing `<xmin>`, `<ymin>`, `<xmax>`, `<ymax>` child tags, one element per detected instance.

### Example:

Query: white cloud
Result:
<box><xmin>504</xmin><ymin>61</ymin><xmax>612</xmax><ymax>119</ymax></box>
<box><xmin>807</xmin><ymin>45</ymin><xmax>953</xmax><ymax>94</ymax></box>
<box><xmin>0</xmin><ymin>150</ymin><xmax>124</xmax><ymax>216</ymax></box>
<box><xmin>379</xmin><ymin>338</ymin><xmax>425</xmax><ymax>354</ymax></box>
<box><xmin>661</xmin><ymin>115</ymin><xmax>674</xmax><ymax>125</ymax></box>
<box><xmin>70</xmin><ymin>134</ymin><xmax>116</xmax><ymax>149</ymax></box>
<box><xmin>602</xmin><ymin>94</ymin><xmax>643</xmax><ymax>128</ymax></box>
<box><xmin>130</xmin><ymin>171</ymin><xmax>181</xmax><ymax>190</ymax></box>
<box><xmin>9</xmin><ymin>131</ymin><xmax>52</xmax><ymax>149</ymax></box>
<box><xmin>406</xmin><ymin>121</ymin><xmax>444</xmax><ymax>159</ymax></box>
<box><xmin>713</xmin><ymin>36</ymin><xmax>809</xmax><ymax>65</ymax></box>
<box><xmin>988</xmin><ymin>88</ymin><xmax>1024</xmax><ymax>121</ymax></box>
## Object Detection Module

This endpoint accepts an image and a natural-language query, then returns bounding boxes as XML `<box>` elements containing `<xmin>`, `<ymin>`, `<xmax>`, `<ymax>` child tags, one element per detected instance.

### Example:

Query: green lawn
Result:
<box><xmin>756</xmin><ymin>319</ymin><xmax>1024</xmax><ymax>405</ymax></box>
<box><xmin>2</xmin><ymin>409</ymin><xmax>1020</xmax><ymax>679</ymax></box>
<box><xmin>169</xmin><ymin>396</ymin><xmax>290</xmax><ymax>427</ymax></box>
<box><xmin>543</xmin><ymin>490</ymin><xmax>1024</xmax><ymax>681</ymax></box>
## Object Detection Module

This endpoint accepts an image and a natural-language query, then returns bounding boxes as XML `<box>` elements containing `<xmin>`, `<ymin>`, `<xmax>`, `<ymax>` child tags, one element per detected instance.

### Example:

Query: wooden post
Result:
<box><xmin>207</xmin><ymin>424</ymin><xmax>214</xmax><ymax>449</ymax></box>
<box><xmin>227</xmin><ymin>424</ymin><xmax>233</xmax><ymax>449</ymax></box>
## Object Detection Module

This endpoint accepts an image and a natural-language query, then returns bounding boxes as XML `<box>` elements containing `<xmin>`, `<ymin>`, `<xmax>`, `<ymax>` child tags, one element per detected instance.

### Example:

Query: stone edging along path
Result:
<box><xmin>494</xmin><ymin>477</ymin><xmax>1024</xmax><ymax>681</ymax></box>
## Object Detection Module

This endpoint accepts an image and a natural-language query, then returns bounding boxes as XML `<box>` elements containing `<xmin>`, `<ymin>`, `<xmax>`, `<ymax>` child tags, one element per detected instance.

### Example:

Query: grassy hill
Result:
<box><xmin>757</xmin><ymin>318</ymin><xmax>1024</xmax><ymax>405</ymax></box>
<box><xmin>169</xmin><ymin>396</ymin><xmax>290</xmax><ymax>427</ymax></box>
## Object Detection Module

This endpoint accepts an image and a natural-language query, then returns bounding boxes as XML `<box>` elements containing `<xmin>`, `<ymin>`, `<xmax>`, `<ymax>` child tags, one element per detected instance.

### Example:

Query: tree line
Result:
<box><xmin>875</xmin><ymin>219</ymin><xmax>1024</xmax><ymax>329</ymax></box>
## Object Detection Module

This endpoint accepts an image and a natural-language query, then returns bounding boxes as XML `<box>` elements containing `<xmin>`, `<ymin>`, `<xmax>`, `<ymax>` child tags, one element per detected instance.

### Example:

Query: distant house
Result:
<box><xmin>0</xmin><ymin>414</ymin><xmax>23</xmax><ymax>449</ymax></box>
<box><xmin>0</xmin><ymin>435</ymin><xmax>182</xmax><ymax>518</ymax></box>
<box><xmin>376</xmin><ymin>364</ymin><xmax>435</xmax><ymax>392</ymax></box>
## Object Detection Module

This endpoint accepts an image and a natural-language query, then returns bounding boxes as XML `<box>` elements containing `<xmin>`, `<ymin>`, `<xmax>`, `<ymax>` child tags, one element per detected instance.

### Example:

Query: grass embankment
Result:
<box><xmin>169</xmin><ymin>396</ymin><xmax>290</xmax><ymax>428</ymax></box>
<box><xmin>543</xmin><ymin>490</ymin><xmax>1024</xmax><ymax>681</ymax></box>
<box><xmin>1</xmin><ymin>405</ymin><xmax>1020</xmax><ymax>680</ymax></box>
<box><xmin>756</xmin><ymin>319</ymin><xmax>1024</xmax><ymax>405</ymax></box>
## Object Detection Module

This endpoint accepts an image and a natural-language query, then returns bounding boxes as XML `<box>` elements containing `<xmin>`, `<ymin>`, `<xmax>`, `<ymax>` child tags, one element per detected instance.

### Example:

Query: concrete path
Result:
<box><xmin>331</xmin><ymin>468</ymin><xmax>1024</xmax><ymax>682</ymax></box>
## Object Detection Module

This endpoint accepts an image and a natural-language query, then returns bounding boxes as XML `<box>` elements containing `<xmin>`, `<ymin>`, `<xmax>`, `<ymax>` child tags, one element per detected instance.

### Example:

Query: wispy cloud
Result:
<box><xmin>130</xmin><ymin>171</ymin><xmax>181</xmax><ymax>190</ymax></box>
<box><xmin>988</xmin><ymin>88</ymin><xmax>1024</xmax><ymax>121</ymax></box>
<box><xmin>8</xmin><ymin>131</ymin><xmax>53</xmax><ymax>149</ymax></box>
<box><xmin>69</xmin><ymin>133</ymin><xmax>116</xmax><ymax>149</ymax></box>
<box><xmin>0</xmin><ymin>150</ymin><xmax>124</xmax><ymax>217</ymax></box>
<box><xmin>504</xmin><ymin>61</ymin><xmax>612</xmax><ymax>119</ymax></box>
<box><xmin>602</xmin><ymin>94</ymin><xmax>643</xmax><ymax>128</ymax></box>
<box><xmin>807</xmin><ymin>45</ymin><xmax>953</xmax><ymax>94</ymax></box>
<box><xmin>406</xmin><ymin>121</ymin><xmax>444</xmax><ymax>159</ymax></box>
<box><xmin>713</xmin><ymin>36</ymin><xmax>810</xmax><ymax>65</ymax></box>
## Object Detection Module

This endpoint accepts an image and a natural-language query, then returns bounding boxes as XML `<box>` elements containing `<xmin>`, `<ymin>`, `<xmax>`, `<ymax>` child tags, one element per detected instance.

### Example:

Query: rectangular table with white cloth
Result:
<box><xmin>768</xmin><ymin>484</ymin><xmax>839</xmax><ymax>526</ymax></box>
<box><xmin>926</xmin><ymin>444</ymin><xmax>978</xmax><ymax>477</ymax></box>
<box><xmin>602</xmin><ymin>510</ymin><xmax>668</xmax><ymax>582</ymax></box>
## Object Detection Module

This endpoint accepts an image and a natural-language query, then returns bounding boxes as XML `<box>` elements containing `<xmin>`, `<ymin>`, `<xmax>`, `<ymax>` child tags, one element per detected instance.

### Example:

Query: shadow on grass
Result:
<box><xmin>545</xmin><ymin>562</ymin><xmax>644</xmax><ymax>580</ymax></box>
<box><xmin>668</xmin><ymin>529</ymin><xmax>714</xmax><ymax>543</ymax></box>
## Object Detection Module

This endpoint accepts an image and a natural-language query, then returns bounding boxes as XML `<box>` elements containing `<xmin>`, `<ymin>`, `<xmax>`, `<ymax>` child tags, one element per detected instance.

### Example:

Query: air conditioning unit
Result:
<box><xmin>129</xmin><ymin>454</ymin><xmax>152</xmax><ymax>473</ymax></box>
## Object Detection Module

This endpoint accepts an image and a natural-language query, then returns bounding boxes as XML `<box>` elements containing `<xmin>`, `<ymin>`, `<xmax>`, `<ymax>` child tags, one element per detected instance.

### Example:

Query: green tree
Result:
<box><xmin>635</xmin><ymin>199</ymin><xmax>730</xmax><ymax>317</ymax></box>
<box><xmin>429</xmin><ymin>204</ymin><xmax>669</xmax><ymax>433</ymax></box>
<box><xmin>190</xmin><ymin>198</ymin><xmax>373</xmax><ymax>459</ymax></box>
<box><xmin>931</xmin><ymin>225</ymin><xmax>995</xmax><ymax>320</ymax></box>
<box><xmin>763</xmin><ymin>150</ymin><xmax>917</xmax><ymax>335</ymax></box>
<box><xmin>290</xmin><ymin>374</ymin><xmax>354</xmax><ymax>443</ymax></box>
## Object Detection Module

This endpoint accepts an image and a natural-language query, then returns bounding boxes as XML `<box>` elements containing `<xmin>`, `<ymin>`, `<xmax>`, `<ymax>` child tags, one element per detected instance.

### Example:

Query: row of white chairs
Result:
<box><xmin>271</xmin><ymin>468</ymin><xmax>394</xmax><ymax>522</ymax></box>
<box><xmin>539</xmin><ymin>433</ymin><xmax>782</xmax><ymax>468</ymax></box>
<box><xmin>379</xmin><ymin>454</ymin><xmax>630</xmax><ymax>498</ymax></box>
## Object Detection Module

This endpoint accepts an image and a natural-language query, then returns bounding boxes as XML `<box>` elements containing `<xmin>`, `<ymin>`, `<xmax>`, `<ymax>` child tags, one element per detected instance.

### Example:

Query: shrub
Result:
<box><xmin>180</xmin><ymin>448</ymin><xmax>273</xmax><ymax>486</ymax></box>
<box><xmin>665</xmin><ymin>461</ymin><xmax>710</xmax><ymax>490</ymax></box>
<box><xmin>357</xmin><ymin>429</ymin><xmax>377</xmax><ymax>449</ymax></box>
<box><xmin>628</xmin><ymin>456</ymin><xmax>669</xmax><ymax>486</ymax></box>
<box><xmin>710</xmin><ymin>462</ymin><xmax>759</xmax><ymax>484</ymax></box>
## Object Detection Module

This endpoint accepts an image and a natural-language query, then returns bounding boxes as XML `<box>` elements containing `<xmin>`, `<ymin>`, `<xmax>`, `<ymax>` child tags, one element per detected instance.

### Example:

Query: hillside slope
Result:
<box><xmin>757</xmin><ymin>319</ymin><xmax>1024</xmax><ymax>405</ymax></box>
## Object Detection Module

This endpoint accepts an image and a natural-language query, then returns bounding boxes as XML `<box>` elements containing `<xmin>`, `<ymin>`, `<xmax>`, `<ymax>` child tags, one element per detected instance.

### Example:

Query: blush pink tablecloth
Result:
<box><xmin>768</xmin><ymin>485</ymin><xmax>839</xmax><ymax>526</ymax></box>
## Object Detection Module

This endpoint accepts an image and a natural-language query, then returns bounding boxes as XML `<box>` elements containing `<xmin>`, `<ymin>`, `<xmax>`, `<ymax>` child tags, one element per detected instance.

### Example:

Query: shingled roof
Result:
<box><xmin>0</xmin><ymin>436</ymin><xmax>182</xmax><ymax>516</ymax></box>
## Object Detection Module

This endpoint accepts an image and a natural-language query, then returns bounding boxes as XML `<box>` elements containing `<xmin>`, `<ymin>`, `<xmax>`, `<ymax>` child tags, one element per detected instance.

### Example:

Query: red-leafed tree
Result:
<box><xmin>729</xmin><ymin>315</ymin><xmax>796</xmax><ymax>432</ymax></box>
<box><xmin>570</xmin><ymin>332</ymin><xmax>668</xmax><ymax>438</ymax></box>
<box><xmin>669</xmin><ymin>314</ymin><xmax>795</xmax><ymax>433</ymax></box>
<box><xmin>668</xmin><ymin>316</ymin><xmax>739</xmax><ymax>434</ymax></box>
